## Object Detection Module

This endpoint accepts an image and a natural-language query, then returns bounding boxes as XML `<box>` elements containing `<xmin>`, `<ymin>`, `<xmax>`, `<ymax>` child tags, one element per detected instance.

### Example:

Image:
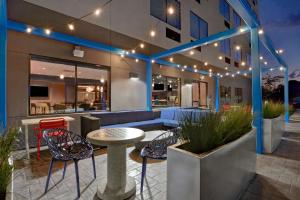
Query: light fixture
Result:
<box><xmin>150</xmin><ymin>30</ymin><xmax>156</xmax><ymax>37</ymax></box>
<box><xmin>200</xmin><ymin>75</ymin><xmax>204</xmax><ymax>80</ymax></box>
<box><xmin>264</xmin><ymin>61</ymin><xmax>268</xmax><ymax>65</ymax></box>
<box><xmin>169</xmin><ymin>57</ymin><xmax>174</xmax><ymax>62</ymax></box>
<box><xmin>220</xmin><ymin>75</ymin><xmax>223</xmax><ymax>78</ymax></box>
<box><xmin>244</xmin><ymin>73</ymin><xmax>247</xmax><ymax>77</ymax></box>
<box><xmin>209</xmin><ymin>73</ymin><xmax>212</xmax><ymax>77</ymax></box>
<box><xmin>213</xmin><ymin>42</ymin><xmax>218</xmax><ymax>47</ymax></box>
<box><xmin>237</xmin><ymin>71</ymin><xmax>240</xmax><ymax>74</ymax></box>
<box><xmin>249</xmin><ymin>67</ymin><xmax>252</xmax><ymax>71</ymax></box>
<box><xmin>100</xmin><ymin>79</ymin><xmax>105</xmax><ymax>83</ymax></box>
<box><xmin>120</xmin><ymin>54</ymin><xmax>125</xmax><ymax>58</ymax></box>
<box><xmin>26</xmin><ymin>27</ymin><xmax>32</xmax><ymax>33</ymax></box>
<box><xmin>125</xmin><ymin>51</ymin><xmax>129</xmax><ymax>55</ymax></box>
<box><xmin>218</xmin><ymin>56</ymin><xmax>223</xmax><ymax>60</ymax></box>
<box><xmin>226</xmin><ymin>72</ymin><xmax>229</xmax><ymax>76</ymax></box>
<box><xmin>279</xmin><ymin>66</ymin><xmax>284</xmax><ymax>71</ymax></box>
<box><xmin>241</xmin><ymin>61</ymin><xmax>246</xmax><ymax>66</ymax></box>
<box><xmin>235</xmin><ymin>45</ymin><xmax>241</xmax><ymax>51</ymax></box>
<box><xmin>209</xmin><ymin>69</ymin><xmax>212</xmax><ymax>73</ymax></box>
<box><xmin>277</xmin><ymin>49</ymin><xmax>284</xmax><ymax>54</ymax></box>
<box><xmin>140</xmin><ymin>43</ymin><xmax>145</xmax><ymax>49</ymax></box>
<box><xmin>217</xmin><ymin>73</ymin><xmax>220</xmax><ymax>76</ymax></box>
<box><xmin>184</xmin><ymin>65</ymin><xmax>187</xmax><ymax>69</ymax></box>
<box><xmin>135</xmin><ymin>59</ymin><xmax>139</xmax><ymax>63</ymax></box>
<box><xmin>68</xmin><ymin>24</ymin><xmax>75</xmax><ymax>31</ymax></box>
<box><xmin>270</xmin><ymin>68</ymin><xmax>273</xmax><ymax>71</ymax></box>
<box><xmin>258</xmin><ymin>29</ymin><xmax>264</xmax><ymax>35</ymax></box>
<box><xmin>225</xmin><ymin>67</ymin><xmax>228</xmax><ymax>70</ymax></box>
<box><xmin>189</xmin><ymin>50</ymin><xmax>194</xmax><ymax>55</ymax></box>
<box><xmin>167</xmin><ymin>6</ymin><xmax>175</xmax><ymax>15</ymax></box>
<box><xmin>129</xmin><ymin>72</ymin><xmax>139</xmax><ymax>79</ymax></box>
<box><xmin>194</xmin><ymin>69</ymin><xmax>198</xmax><ymax>73</ymax></box>
<box><xmin>204</xmin><ymin>62</ymin><xmax>208</xmax><ymax>66</ymax></box>
<box><xmin>45</xmin><ymin>29</ymin><xmax>51</xmax><ymax>35</ymax></box>
<box><xmin>151</xmin><ymin>59</ymin><xmax>155</xmax><ymax>63</ymax></box>
<box><xmin>94</xmin><ymin>9</ymin><xmax>101</xmax><ymax>16</ymax></box>
<box><xmin>177</xmin><ymin>64</ymin><xmax>180</xmax><ymax>68</ymax></box>
<box><xmin>239</xmin><ymin>28</ymin><xmax>246</xmax><ymax>33</ymax></box>
<box><xmin>193</xmin><ymin>65</ymin><xmax>197</xmax><ymax>69</ymax></box>
<box><xmin>59</xmin><ymin>74</ymin><xmax>64</xmax><ymax>79</ymax></box>
<box><xmin>131</xmin><ymin>49</ymin><xmax>136</xmax><ymax>54</ymax></box>
<box><xmin>232</xmin><ymin>74</ymin><xmax>235</xmax><ymax>78</ymax></box>
<box><xmin>260</xmin><ymin>56</ymin><xmax>263</xmax><ymax>60</ymax></box>
<box><xmin>181</xmin><ymin>69</ymin><xmax>185</xmax><ymax>72</ymax></box>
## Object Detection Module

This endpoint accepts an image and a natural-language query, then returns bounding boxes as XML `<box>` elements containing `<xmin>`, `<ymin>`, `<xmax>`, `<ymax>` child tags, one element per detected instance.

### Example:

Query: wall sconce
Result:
<box><xmin>129</xmin><ymin>72</ymin><xmax>139</xmax><ymax>80</ymax></box>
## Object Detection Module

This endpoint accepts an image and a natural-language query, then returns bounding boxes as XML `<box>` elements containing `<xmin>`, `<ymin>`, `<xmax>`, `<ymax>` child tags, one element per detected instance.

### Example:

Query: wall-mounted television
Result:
<box><xmin>30</xmin><ymin>86</ymin><xmax>49</xmax><ymax>97</ymax></box>
<box><xmin>154</xmin><ymin>83</ymin><xmax>164</xmax><ymax>90</ymax></box>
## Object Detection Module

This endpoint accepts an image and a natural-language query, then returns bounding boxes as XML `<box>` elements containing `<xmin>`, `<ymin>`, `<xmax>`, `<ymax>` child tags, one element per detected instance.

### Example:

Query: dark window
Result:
<box><xmin>233</xmin><ymin>11</ymin><xmax>241</xmax><ymax>27</ymax></box>
<box><xmin>225</xmin><ymin>57</ymin><xmax>231</xmax><ymax>64</ymax></box>
<box><xmin>166</xmin><ymin>28</ymin><xmax>181</xmax><ymax>42</ymax></box>
<box><xmin>224</xmin><ymin>20</ymin><xmax>230</xmax><ymax>29</ymax></box>
<box><xmin>195</xmin><ymin>0</ymin><xmax>200</xmax><ymax>3</ymax></box>
<box><xmin>234</xmin><ymin>61</ymin><xmax>239</xmax><ymax>68</ymax></box>
<box><xmin>191</xmin><ymin>40</ymin><xmax>202</xmax><ymax>52</ymax></box>
<box><xmin>220</xmin><ymin>39</ymin><xmax>231</xmax><ymax>56</ymax></box>
<box><xmin>150</xmin><ymin>0</ymin><xmax>181</xmax><ymax>30</ymax></box>
<box><xmin>190</xmin><ymin>11</ymin><xmax>208</xmax><ymax>39</ymax></box>
<box><xmin>234</xmin><ymin>48</ymin><xmax>241</xmax><ymax>62</ymax></box>
<box><xmin>219</xmin><ymin>0</ymin><xmax>230</xmax><ymax>21</ymax></box>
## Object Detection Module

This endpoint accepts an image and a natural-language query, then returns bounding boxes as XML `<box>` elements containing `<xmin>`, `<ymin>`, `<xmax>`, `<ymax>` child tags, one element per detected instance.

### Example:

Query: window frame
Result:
<box><xmin>190</xmin><ymin>11</ymin><xmax>208</xmax><ymax>40</ymax></box>
<box><xmin>219</xmin><ymin>0</ymin><xmax>230</xmax><ymax>22</ymax></box>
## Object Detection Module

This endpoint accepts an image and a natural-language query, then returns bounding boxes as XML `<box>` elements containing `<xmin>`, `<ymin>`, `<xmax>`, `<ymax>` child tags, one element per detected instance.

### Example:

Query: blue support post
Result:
<box><xmin>0</xmin><ymin>0</ymin><xmax>7</xmax><ymax>130</ymax></box>
<box><xmin>284</xmin><ymin>67</ymin><xmax>289</xmax><ymax>122</ymax></box>
<box><xmin>215</xmin><ymin>76</ymin><xmax>220</xmax><ymax>112</ymax></box>
<box><xmin>251</xmin><ymin>28</ymin><xmax>263</xmax><ymax>154</ymax></box>
<box><xmin>146</xmin><ymin>61</ymin><xmax>152</xmax><ymax>111</ymax></box>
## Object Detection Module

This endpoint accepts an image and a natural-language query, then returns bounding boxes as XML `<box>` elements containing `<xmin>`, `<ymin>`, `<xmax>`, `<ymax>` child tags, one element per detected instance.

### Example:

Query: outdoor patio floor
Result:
<box><xmin>9</xmin><ymin>113</ymin><xmax>300</xmax><ymax>200</ymax></box>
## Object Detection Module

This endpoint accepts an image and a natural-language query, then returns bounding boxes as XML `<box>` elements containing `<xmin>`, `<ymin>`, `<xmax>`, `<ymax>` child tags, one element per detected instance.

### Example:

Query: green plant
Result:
<box><xmin>263</xmin><ymin>102</ymin><xmax>284</xmax><ymax>119</ymax></box>
<box><xmin>289</xmin><ymin>105</ymin><xmax>296</xmax><ymax>116</ymax></box>
<box><xmin>180</xmin><ymin>107</ymin><xmax>253</xmax><ymax>154</ymax></box>
<box><xmin>0</xmin><ymin>128</ymin><xmax>18</xmax><ymax>196</ymax></box>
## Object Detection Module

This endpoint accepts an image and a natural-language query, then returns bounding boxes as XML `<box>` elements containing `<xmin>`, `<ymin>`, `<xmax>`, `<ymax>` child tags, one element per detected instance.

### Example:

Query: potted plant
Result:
<box><xmin>167</xmin><ymin>108</ymin><xmax>256</xmax><ymax>200</ymax></box>
<box><xmin>0</xmin><ymin>128</ymin><xmax>18</xmax><ymax>200</ymax></box>
<box><xmin>263</xmin><ymin>102</ymin><xmax>284</xmax><ymax>153</ymax></box>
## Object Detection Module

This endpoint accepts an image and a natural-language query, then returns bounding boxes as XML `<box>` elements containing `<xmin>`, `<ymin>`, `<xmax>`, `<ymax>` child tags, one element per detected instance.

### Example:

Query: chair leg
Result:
<box><xmin>37</xmin><ymin>133</ymin><xmax>42</xmax><ymax>160</ymax></box>
<box><xmin>45</xmin><ymin>158</ymin><xmax>55</xmax><ymax>194</ymax></box>
<box><xmin>140</xmin><ymin>157</ymin><xmax>147</xmax><ymax>193</ymax></box>
<box><xmin>62</xmin><ymin>161</ymin><xmax>67</xmax><ymax>179</ymax></box>
<box><xmin>92</xmin><ymin>154</ymin><xmax>96</xmax><ymax>179</ymax></box>
<box><xmin>74</xmin><ymin>160</ymin><xmax>80</xmax><ymax>198</ymax></box>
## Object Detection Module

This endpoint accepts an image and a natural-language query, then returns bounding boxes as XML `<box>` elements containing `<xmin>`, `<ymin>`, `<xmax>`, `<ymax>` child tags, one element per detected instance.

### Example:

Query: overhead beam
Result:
<box><xmin>150</xmin><ymin>25</ymin><xmax>250</xmax><ymax>60</ymax></box>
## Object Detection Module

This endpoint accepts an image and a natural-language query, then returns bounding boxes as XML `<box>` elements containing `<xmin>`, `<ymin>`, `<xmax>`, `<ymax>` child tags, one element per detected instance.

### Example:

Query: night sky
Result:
<box><xmin>259</xmin><ymin>0</ymin><xmax>300</xmax><ymax>79</ymax></box>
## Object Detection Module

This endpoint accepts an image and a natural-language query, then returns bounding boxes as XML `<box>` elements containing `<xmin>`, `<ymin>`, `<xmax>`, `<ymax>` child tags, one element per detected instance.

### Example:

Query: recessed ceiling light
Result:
<box><xmin>94</xmin><ymin>9</ymin><xmax>101</xmax><ymax>16</ymax></box>
<box><xmin>190</xmin><ymin>51</ymin><xmax>194</xmax><ymax>55</ymax></box>
<box><xmin>167</xmin><ymin>7</ymin><xmax>175</xmax><ymax>15</ymax></box>
<box><xmin>26</xmin><ymin>27</ymin><xmax>32</xmax><ymax>33</ymax></box>
<box><xmin>150</xmin><ymin>30</ymin><xmax>156</xmax><ymax>37</ymax></box>
<box><xmin>68</xmin><ymin>24</ymin><xmax>75</xmax><ymax>31</ymax></box>
<box><xmin>135</xmin><ymin>59</ymin><xmax>139</xmax><ymax>63</ymax></box>
<box><xmin>45</xmin><ymin>29</ymin><xmax>51</xmax><ymax>35</ymax></box>
<box><xmin>218</xmin><ymin>56</ymin><xmax>223</xmax><ymax>60</ymax></box>
<box><xmin>140</xmin><ymin>43</ymin><xmax>145</xmax><ymax>49</ymax></box>
<box><xmin>214</xmin><ymin>42</ymin><xmax>218</xmax><ymax>47</ymax></box>
<box><xmin>204</xmin><ymin>62</ymin><xmax>208</xmax><ymax>66</ymax></box>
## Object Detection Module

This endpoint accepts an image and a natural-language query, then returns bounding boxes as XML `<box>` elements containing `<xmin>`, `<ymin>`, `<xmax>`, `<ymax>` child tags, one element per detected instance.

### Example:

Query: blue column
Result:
<box><xmin>0</xmin><ymin>0</ymin><xmax>7</xmax><ymax>129</ymax></box>
<box><xmin>284</xmin><ymin>67</ymin><xmax>289</xmax><ymax>122</ymax></box>
<box><xmin>146</xmin><ymin>61</ymin><xmax>152</xmax><ymax>111</ymax></box>
<box><xmin>214</xmin><ymin>76</ymin><xmax>220</xmax><ymax>112</ymax></box>
<box><xmin>251</xmin><ymin>28</ymin><xmax>263</xmax><ymax>154</ymax></box>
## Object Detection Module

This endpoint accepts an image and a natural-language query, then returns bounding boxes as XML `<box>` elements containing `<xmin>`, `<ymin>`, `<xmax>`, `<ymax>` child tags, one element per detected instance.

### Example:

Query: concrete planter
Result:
<box><xmin>167</xmin><ymin>129</ymin><xmax>256</xmax><ymax>200</ymax></box>
<box><xmin>263</xmin><ymin>116</ymin><xmax>284</xmax><ymax>153</ymax></box>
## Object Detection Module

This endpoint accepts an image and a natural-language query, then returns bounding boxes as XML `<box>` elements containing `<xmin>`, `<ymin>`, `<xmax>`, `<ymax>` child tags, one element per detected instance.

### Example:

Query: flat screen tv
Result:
<box><xmin>154</xmin><ymin>83</ymin><xmax>164</xmax><ymax>90</ymax></box>
<box><xmin>30</xmin><ymin>86</ymin><xmax>49</xmax><ymax>97</ymax></box>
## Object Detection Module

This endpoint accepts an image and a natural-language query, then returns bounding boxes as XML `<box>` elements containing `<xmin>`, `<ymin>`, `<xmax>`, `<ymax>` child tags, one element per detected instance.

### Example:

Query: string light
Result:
<box><xmin>151</xmin><ymin>59</ymin><xmax>155</xmax><ymax>63</ymax></box>
<box><xmin>193</xmin><ymin>65</ymin><xmax>197</xmax><ymax>69</ymax></box>
<box><xmin>260</xmin><ymin>56</ymin><xmax>263</xmax><ymax>60</ymax></box>
<box><xmin>167</xmin><ymin>7</ymin><xmax>175</xmax><ymax>15</ymax></box>
<box><xmin>26</xmin><ymin>27</ymin><xmax>32</xmax><ymax>33</ymax></box>
<box><xmin>258</xmin><ymin>29</ymin><xmax>264</xmax><ymax>35</ymax></box>
<box><xmin>68</xmin><ymin>24</ymin><xmax>75</xmax><ymax>31</ymax></box>
<box><xmin>131</xmin><ymin>49</ymin><xmax>136</xmax><ymax>54</ymax></box>
<box><xmin>204</xmin><ymin>62</ymin><xmax>208</xmax><ymax>66</ymax></box>
<box><xmin>218</xmin><ymin>56</ymin><xmax>223</xmax><ymax>60</ymax></box>
<box><xmin>241</xmin><ymin>61</ymin><xmax>246</xmax><ymax>66</ymax></box>
<box><xmin>94</xmin><ymin>9</ymin><xmax>101</xmax><ymax>16</ymax></box>
<box><xmin>140</xmin><ymin>43</ymin><xmax>145</xmax><ymax>49</ymax></box>
<box><xmin>44</xmin><ymin>29</ymin><xmax>51</xmax><ymax>35</ymax></box>
<box><xmin>214</xmin><ymin>42</ymin><xmax>218</xmax><ymax>47</ymax></box>
<box><xmin>150</xmin><ymin>30</ymin><xmax>156</xmax><ymax>37</ymax></box>
<box><xmin>135</xmin><ymin>59</ymin><xmax>139</xmax><ymax>63</ymax></box>
<box><xmin>169</xmin><ymin>57</ymin><xmax>174</xmax><ymax>62</ymax></box>
<box><xmin>235</xmin><ymin>45</ymin><xmax>241</xmax><ymax>51</ymax></box>
<box><xmin>189</xmin><ymin>50</ymin><xmax>194</xmax><ymax>55</ymax></box>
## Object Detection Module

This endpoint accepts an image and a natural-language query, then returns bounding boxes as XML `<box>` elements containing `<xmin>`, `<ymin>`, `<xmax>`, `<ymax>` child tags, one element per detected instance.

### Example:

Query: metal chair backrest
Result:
<box><xmin>39</xmin><ymin>118</ymin><xmax>66</xmax><ymax>130</ymax></box>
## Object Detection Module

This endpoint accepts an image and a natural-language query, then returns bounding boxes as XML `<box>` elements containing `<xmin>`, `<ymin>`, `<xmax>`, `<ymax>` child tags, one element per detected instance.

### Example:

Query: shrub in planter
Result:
<box><xmin>0</xmin><ymin>128</ymin><xmax>18</xmax><ymax>199</ymax></box>
<box><xmin>263</xmin><ymin>102</ymin><xmax>284</xmax><ymax>119</ymax></box>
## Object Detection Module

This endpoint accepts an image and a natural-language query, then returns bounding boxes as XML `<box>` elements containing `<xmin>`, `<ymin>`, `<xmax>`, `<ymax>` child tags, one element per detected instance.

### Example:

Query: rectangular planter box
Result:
<box><xmin>167</xmin><ymin>129</ymin><xmax>256</xmax><ymax>200</ymax></box>
<box><xmin>263</xmin><ymin>116</ymin><xmax>284</xmax><ymax>153</ymax></box>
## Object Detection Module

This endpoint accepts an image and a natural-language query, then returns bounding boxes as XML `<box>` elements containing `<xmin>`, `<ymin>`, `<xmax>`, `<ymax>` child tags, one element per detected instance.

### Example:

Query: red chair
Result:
<box><xmin>223</xmin><ymin>104</ymin><xmax>231</xmax><ymax>112</ymax></box>
<box><xmin>34</xmin><ymin>118</ymin><xmax>67</xmax><ymax>160</ymax></box>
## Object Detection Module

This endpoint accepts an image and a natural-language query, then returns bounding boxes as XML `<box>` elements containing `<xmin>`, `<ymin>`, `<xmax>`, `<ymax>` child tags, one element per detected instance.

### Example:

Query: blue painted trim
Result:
<box><xmin>284</xmin><ymin>67</ymin><xmax>289</xmax><ymax>122</ymax></box>
<box><xmin>251</xmin><ymin>28</ymin><xmax>263</xmax><ymax>154</ymax></box>
<box><xmin>215</xmin><ymin>76</ymin><xmax>220</xmax><ymax>112</ymax></box>
<box><xmin>0</xmin><ymin>0</ymin><xmax>7</xmax><ymax>129</ymax></box>
<box><xmin>7</xmin><ymin>20</ymin><xmax>150</xmax><ymax>62</ymax></box>
<box><xmin>146</xmin><ymin>61</ymin><xmax>152</xmax><ymax>111</ymax></box>
<box><xmin>151</xmin><ymin>25</ymin><xmax>250</xmax><ymax>60</ymax></box>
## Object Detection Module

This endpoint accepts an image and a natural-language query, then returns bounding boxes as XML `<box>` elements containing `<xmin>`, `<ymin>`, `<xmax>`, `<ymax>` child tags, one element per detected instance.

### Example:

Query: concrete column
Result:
<box><xmin>0</xmin><ymin>0</ymin><xmax>7</xmax><ymax>130</ymax></box>
<box><xmin>214</xmin><ymin>76</ymin><xmax>220</xmax><ymax>112</ymax></box>
<box><xmin>284</xmin><ymin>67</ymin><xmax>289</xmax><ymax>122</ymax></box>
<box><xmin>146</xmin><ymin>61</ymin><xmax>152</xmax><ymax>111</ymax></box>
<box><xmin>251</xmin><ymin>28</ymin><xmax>263</xmax><ymax>154</ymax></box>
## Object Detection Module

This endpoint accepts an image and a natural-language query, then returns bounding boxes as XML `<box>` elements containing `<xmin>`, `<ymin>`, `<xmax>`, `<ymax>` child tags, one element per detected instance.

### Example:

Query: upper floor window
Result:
<box><xmin>234</xmin><ymin>49</ymin><xmax>241</xmax><ymax>62</ymax></box>
<box><xmin>233</xmin><ymin>11</ymin><xmax>241</xmax><ymax>27</ymax></box>
<box><xmin>150</xmin><ymin>0</ymin><xmax>181</xmax><ymax>30</ymax></box>
<box><xmin>190</xmin><ymin>11</ymin><xmax>208</xmax><ymax>39</ymax></box>
<box><xmin>219</xmin><ymin>0</ymin><xmax>230</xmax><ymax>22</ymax></box>
<box><xmin>220</xmin><ymin>39</ymin><xmax>231</xmax><ymax>56</ymax></box>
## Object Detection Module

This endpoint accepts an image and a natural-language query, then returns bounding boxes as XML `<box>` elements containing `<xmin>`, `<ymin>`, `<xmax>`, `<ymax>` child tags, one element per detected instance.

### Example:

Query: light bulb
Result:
<box><xmin>168</xmin><ymin>7</ymin><xmax>175</xmax><ymax>15</ymax></box>
<box><xmin>214</xmin><ymin>43</ymin><xmax>218</xmax><ymax>47</ymax></box>
<box><xmin>59</xmin><ymin>74</ymin><xmax>64</xmax><ymax>79</ymax></box>
<box><xmin>94</xmin><ymin>9</ymin><xmax>101</xmax><ymax>16</ymax></box>
<box><xmin>204</xmin><ymin>62</ymin><xmax>208</xmax><ymax>66</ymax></box>
<box><xmin>218</xmin><ymin>56</ymin><xmax>223</xmax><ymax>60</ymax></box>
<box><xmin>258</xmin><ymin>29</ymin><xmax>264</xmax><ymax>35</ymax></box>
<box><xmin>68</xmin><ymin>24</ymin><xmax>75</xmax><ymax>31</ymax></box>
<box><xmin>189</xmin><ymin>51</ymin><xmax>194</xmax><ymax>55</ymax></box>
<box><xmin>140</xmin><ymin>43</ymin><xmax>145</xmax><ymax>49</ymax></box>
<box><xmin>151</xmin><ymin>59</ymin><xmax>155</xmax><ymax>63</ymax></box>
<box><xmin>131</xmin><ymin>49</ymin><xmax>136</xmax><ymax>54</ymax></box>
<box><xmin>235</xmin><ymin>45</ymin><xmax>241</xmax><ymax>50</ymax></box>
<box><xmin>169</xmin><ymin>57</ymin><xmax>174</xmax><ymax>62</ymax></box>
<box><xmin>26</xmin><ymin>27</ymin><xmax>32</xmax><ymax>33</ymax></box>
<box><xmin>241</xmin><ymin>61</ymin><xmax>246</xmax><ymax>66</ymax></box>
<box><xmin>150</xmin><ymin>30</ymin><xmax>156</xmax><ymax>37</ymax></box>
<box><xmin>135</xmin><ymin>59</ymin><xmax>139</xmax><ymax>63</ymax></box>
<box><xmin>45</xmin><ymin>29</ymin><xmax>51</xmax><ymax>35</ymax></box>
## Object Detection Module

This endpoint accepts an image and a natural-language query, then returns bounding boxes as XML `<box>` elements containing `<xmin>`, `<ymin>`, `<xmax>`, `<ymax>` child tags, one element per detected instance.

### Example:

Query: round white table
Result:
<box><xmin>87</xmin><ymin>128</ymin><xmax>145</xmax><ymax>200</ymax></box>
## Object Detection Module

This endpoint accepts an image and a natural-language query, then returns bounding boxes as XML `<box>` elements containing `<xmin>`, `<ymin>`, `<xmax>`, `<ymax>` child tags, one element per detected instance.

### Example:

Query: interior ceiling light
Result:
<box><xmin>167</xmin><ymin>6</ymin><xmax>175</xmax><ymax>15</ymax></box>
<box><xmin>44</xmin><ymin>29</ymin><xmax>51</xmax><ymax>35</ymax></box>
<box><xmin>94</xmin><ymin>9</ymin><xmax>101</xmax><ymax>16</ymax></box>
<box><xmin>140</xmin><ymin>43</ymin><xmax>145</xmax><ymax>49</ymax></box>
<box><xmin>214</xmin><ymin>42</ymin><xmax>218</xmax><ymax>47</ymax></box>
<box><xmin>68</xmin><ymin>24</ymin><xmax>75</xmax><ymax>31</ymax></box>
<box><xmin>258</xmin><ymin>29</ymin><xmax>264</xmax><ymax>35</ymax></box>
<box><xmin>235</xmin><ymin>45</ymin><xmax>241</xmax><ymax>51</ymax></box>
<box><xmin>237</xmin><ymin>71</ymin><xmax>240</xmax><ymax>74</ymax></box>
<box><xmin>26</xmin><ymin>27</ymin><xmax>32</xmax><ymax>33</ymax></box>
<box><xmin>150</xmin><ymin>30</ymin><xmax>156</xmax><ymax>37</ymax></box>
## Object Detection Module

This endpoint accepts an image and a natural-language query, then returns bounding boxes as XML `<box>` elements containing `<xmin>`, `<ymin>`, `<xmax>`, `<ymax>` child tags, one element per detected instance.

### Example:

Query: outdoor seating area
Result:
<box><xmin>0</xmin><ymin>0</ymin><xmax>299</xmax><ymax>200</ymax></box>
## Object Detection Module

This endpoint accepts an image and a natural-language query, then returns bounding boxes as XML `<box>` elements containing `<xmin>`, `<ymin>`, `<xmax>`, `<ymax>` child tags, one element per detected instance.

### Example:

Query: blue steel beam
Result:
<box><xmin>284</xmin><ymin>67</ymin><xmax>289</xmax><ymax>122</ymax></box>
<box><xmin>0</xmin><ymin>0</ymin><xmax>7</xmax><ymax>130</ymax></box>
<box><xmin>150</xmin><ymin>25</ymin><xmax>250</xmax><ymax>60</ymax></box>
<box><xmin>146</xmin><ymin>61</ymin><xmax>152</xmax><ymax>111</ymax></box>
<box><xmin>7</xmin><ymin>20</ymin><xmax>150</xmax><ymax>62</ymax></box>
<box><xmin>251</xmin><ymin>28</ymin><xmax>263</xmax><ymax>154</ymax></box>
<box><xmin>214</xmin><ymin>76</ymin><xmax>220</xmax><ymax>112</ymax></box>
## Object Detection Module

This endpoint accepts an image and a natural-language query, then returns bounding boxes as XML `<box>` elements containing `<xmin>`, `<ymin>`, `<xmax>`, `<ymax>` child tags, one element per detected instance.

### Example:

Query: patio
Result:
<box><xmin>7</xmin><ymin>113</ymin><xmax>300</xmax><ymax>200</ymax></box>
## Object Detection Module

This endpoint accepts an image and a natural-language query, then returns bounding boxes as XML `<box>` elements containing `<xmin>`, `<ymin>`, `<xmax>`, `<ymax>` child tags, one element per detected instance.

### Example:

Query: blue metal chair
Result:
<box><xmin>43</xmin><ymin>128</ymin><xmax>96</xmax><ymax>198</ymax></box>
<box><xmin>140</xmin><ymin>128</ymin><xmax>181</xmax><ymax>193</ymax></box>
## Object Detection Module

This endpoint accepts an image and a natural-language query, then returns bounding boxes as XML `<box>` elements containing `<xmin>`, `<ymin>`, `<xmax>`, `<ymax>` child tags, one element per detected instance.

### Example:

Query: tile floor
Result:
<box><xmin>8</xmin><ymin>114</ymin><xmax>300</xmax><ymax>200</ymax></box>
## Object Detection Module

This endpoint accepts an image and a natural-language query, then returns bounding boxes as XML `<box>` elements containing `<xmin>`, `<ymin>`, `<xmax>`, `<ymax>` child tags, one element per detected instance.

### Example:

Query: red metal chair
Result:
<box><xmin>34</xmin><ymin>118</ymin><xmax>67</xmax><ymax>160</ymax></box>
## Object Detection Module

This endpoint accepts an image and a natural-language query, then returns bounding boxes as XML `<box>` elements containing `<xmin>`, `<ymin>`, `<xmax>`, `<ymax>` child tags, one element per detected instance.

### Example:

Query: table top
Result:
<box><xmin>141</xmin><ymin>130</ymin><xmax>166</xmax><ymax>142</ymax></box>
<box><xmin>87</xmin><ymin>128</ymin><xmax>145</xmax><ymax>145</ymax></box>
<box><xmin>21</xmin><ymin>116</ymin><xmax>75</xmax><ymax>125</ymax></box>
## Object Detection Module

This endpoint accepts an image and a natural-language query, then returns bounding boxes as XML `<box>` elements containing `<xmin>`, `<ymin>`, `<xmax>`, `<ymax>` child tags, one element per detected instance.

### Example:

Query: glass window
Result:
<box><xmin>219</xmin><ymin>0</ymin><xmax>230</xmax><ymax>22</ymax></box>
<box><xmin>235</xmin><ymin>88</ymin><xmax>243</xmax><ymax>103</ymax></box>
<box><xmin>220</xmin><ymin>39</ymin><xmax>231</xmax><ymax>56</ymax></box>
<box><xmin>220</xmin><ymin>85</ymin><xmax>231</xmax><ymax>104</ymax></box>
<box><xmin>190</xmin><ymin>11</ymin><xmax>208</xmax><ymax>39</ymax></box>
<box><xmin>234</xmin><ymin>49</ymin><xmax>242</xmax><ymax>62</ymax></box>
<box><xmin>233</xmin><ymin>11</ymin><xmax>241</xmax><ymax>27</ymax></box>
<box><xmin>29</xmin><ymin>58</ymin><xmax>110</xmax><ymax>115</ymax></box>
<box><xmin>150</xmin><ymin>0</ymin><xmax>181</xmax><ymax>30</ymax></box>
<box><xmin>152</xmin><ymin>75</ymin><xmax>181</xmax><ymax>108</ymax></box>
